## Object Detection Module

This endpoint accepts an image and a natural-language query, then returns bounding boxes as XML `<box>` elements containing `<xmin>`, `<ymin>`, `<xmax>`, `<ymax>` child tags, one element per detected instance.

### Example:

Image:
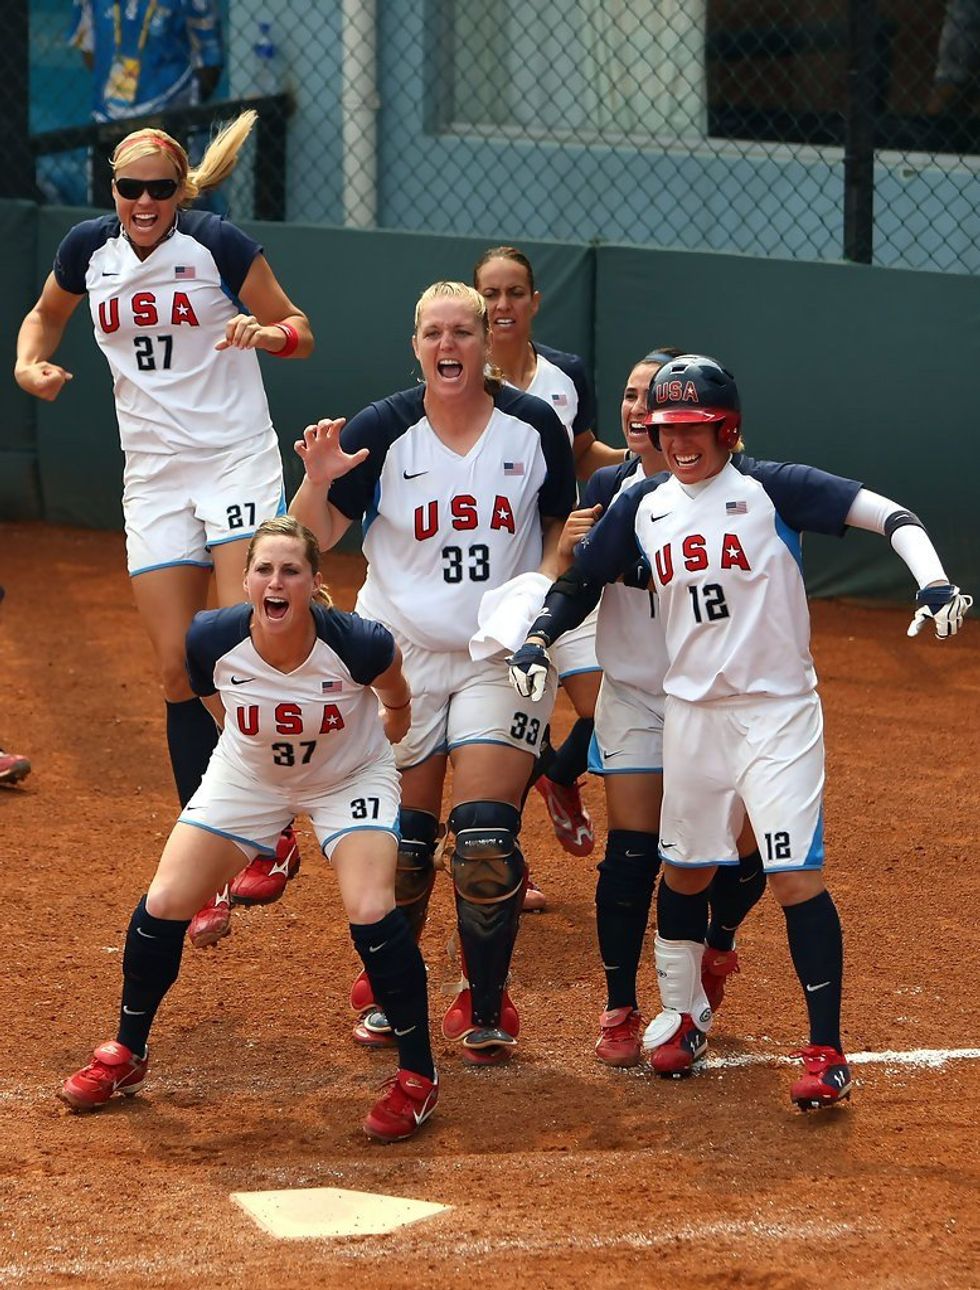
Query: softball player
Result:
<box><xmin>511</xmin><ymin>354</ymin><xmax>971</xmax><ymax>1110</ymax></box>
<box><xmin>15</xmin><ymin>112</ymin><xmax>313</xmax><ymax>943</ymax></box>
<box><xmin>475</xmin><ymin>247</ymin><xmax>623</xmax><ymax>891</ymax></box>
<box><xmin>291</xmin><ymin>281</ymin><xmax>577</xmax><ymax>1066</ymax></box>
<box><xmin>559</xmin><ymin>349</ymin><xmax>765</xmax><ymax>1067</ymax></box>
<box><xmin>60</xmin><ymin>517</ymin><xmax>438</xmax><ymax>1142</ymax></box>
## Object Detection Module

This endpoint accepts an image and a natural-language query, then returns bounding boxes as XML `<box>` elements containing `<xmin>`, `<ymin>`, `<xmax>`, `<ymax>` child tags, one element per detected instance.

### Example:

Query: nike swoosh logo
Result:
<box><xmin>135</xmin><ymin>926</ymin><xmax>157</xmax><ymax>939</ymax></box>
<box><xmin>603</xmin><ymin>749</ymin><xmax>625</xmax><ymax>759</ymax></box>
<box><xmin>402</xmin><ymin>470</ymin><xmax>429</xmax><ymax>479</ymax></box>
<box><xmin>122</xmin><ymin>1005</ymin><xmax>147</xmax><ymax>1015</ymax></box>
<box><xmin>739</xmin><ymin>873</ymin><xmax>758</xmax><ymax>883</ymax></box>
<box><xmin>368</xmin><ymin>941</ymin><xmax>387</xmax><ymax>953</ymax></box>
<box><xmin>660</xmin><ymin>841</ymin><xmax>677</xmax><ymax>849</ymax></box>
<box><xmin>393</xmin><ymin>1025</ymin><xmax>415</xmax><ymax>1037</ymax></box>
<box><xmin>806</xmin><ymin>981</ymin><xmax>831</xmax><ymax>992</ymax></box>
<box><xmin>649</xmin><ymin>513</ymin><xmax>671</xmax><ymax>522</ymax></box>
<box><xmin>102</xmin><ymin>271</ymin><xmax>119</xmax><ymax>277</ymax></box>
<box><xmin>624</xmin><ymin>850</ymin><xmax>644</xmax><ymax>858</ymax></box>
<box><xmin>230</xmin><ymin>676</ymin><xmax>254</xmax><ymax>685</ymax></box>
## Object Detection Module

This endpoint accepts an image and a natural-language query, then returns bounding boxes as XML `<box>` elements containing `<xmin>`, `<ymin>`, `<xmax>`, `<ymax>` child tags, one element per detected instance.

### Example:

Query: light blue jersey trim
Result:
<box><xmin>447</xmin><ymin>736</ymin><xmax>531</xmax><ymax>752</ymax></box>
<box><xmin>660</xmin><ymin>851</ymin><xmax>739</xmax><ymax>868</ymax></box>
<box><xmin>774</xmin><ymin>512</ymin><xmax>804</xmax><ymax>573</ymax></box>
<box><xmin>587</xmin><ymin>731</ymin><xmax>661</xmax><ymax>776</ymax></box>
<box><xmin>398</xmin><ymin>743</ymin><xmax>450</xmax><ymax>771</ymax></box>
<box><xmin>131</xmin><ymin>558</ymin><xmax>213</xmax><ymax>576</ymax></box>
<box><xmin>558</xmin><ymin>664</ymin><xmax>602</xmax><ymax>681</ymax></box>
<box><xmin>208</xmin><ymin>532</ymin><xmax>253</xmax><ymax>549</ymax></box>
<box><xmin>766</xmin><ymin>806</ymin><xmax>825</xmax><ymax>871</ymax></box>
<box><xmin>176</xmin><ymin>818</ymin><xmax>276</xmax><ymax>854</ymax></box>
<box><xmin>319</xmin><ymin>823</ymin><xmax>399</xmax><ymax>852</ymax></box>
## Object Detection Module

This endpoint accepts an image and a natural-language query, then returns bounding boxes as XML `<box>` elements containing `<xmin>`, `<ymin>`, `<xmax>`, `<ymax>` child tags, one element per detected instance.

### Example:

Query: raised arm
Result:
<box><xmin>15</xmin><ymin>272</ymin><xmax>84</xmax><ymax>401</ymax></box>
<box><xmin>289</xmin><ymin>418</ymin><xmax>361</xmax><ymax>552</ymax></box>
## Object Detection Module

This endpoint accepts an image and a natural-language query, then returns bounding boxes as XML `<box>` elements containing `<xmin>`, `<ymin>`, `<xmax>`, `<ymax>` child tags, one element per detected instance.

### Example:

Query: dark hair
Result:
<box><xmin>639</xmin><ymin>346</ymin><xmax>685</xmax><ymax>367</ymax></box>
<box><xmin>473</xmin><ymin>245</ymin><xmax>536</xmax><ymax>294</ymax></box>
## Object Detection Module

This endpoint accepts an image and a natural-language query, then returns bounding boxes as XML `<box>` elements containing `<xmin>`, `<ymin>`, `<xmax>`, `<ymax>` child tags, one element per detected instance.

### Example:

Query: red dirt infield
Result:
<box><xmin>0</xmin><ymin>521</ymin><xmax>977</xmax><ymax>1289</ymax></box>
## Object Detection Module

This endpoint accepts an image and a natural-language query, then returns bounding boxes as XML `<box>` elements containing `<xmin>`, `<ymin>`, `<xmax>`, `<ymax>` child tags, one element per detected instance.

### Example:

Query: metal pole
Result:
<box><xmin>843</xmin><ymin>0</ymin><xmax>877</xmax><ymax>263</ymax></box>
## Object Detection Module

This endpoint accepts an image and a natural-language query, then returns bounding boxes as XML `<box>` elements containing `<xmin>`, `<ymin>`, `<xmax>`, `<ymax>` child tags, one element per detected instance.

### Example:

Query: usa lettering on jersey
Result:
<box><xmin>414</xmin><ymin>494</ymin><xmax>516</xmax><ymax>541</ymax></box>
<box><xmin>651</xmin><ymin>532</ymin><xmax>752</xmax><ymax>584</ymax></box>
<box><xmin>235</xmin><ymin>702</ymin><xmax>347</xmax><ymax>737</ymax></box>
<box><xmin>98</xmin><ymin>291</ymin><xmax>200</xmax><ymax>332</ymax></box>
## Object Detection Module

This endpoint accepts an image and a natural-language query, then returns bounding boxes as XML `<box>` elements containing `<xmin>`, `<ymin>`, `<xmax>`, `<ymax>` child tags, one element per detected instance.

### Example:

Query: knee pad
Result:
<box><xmin>596</xmin><ymin>830</ymin><xmax>660</xmax><ymax>911</ymax></box>
<box><xmin>396</xmin><ymin>808</ymin><xmax>438</xmax><ymax>904</ymax></box>
<box><xmin>448</xmin><ymin>801</ymin><xmax>524</xmax><ymax>903</ymax></box>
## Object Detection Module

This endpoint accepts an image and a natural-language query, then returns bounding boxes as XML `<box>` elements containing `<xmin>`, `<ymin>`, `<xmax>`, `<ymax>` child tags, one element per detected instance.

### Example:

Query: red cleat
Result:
<box><xmin>534</xmin><ymin>775</ymin><xmax>594</xmax><ymax>856</ymax></box>
<box><xmin>595</xmin><ymin>1006</ymin><xmax>644</xmax><ymax>1067</ymax></box>
<box><xmin>229</xmin><ymin>827</ymin><xmax>301</xmax><ymax>905</ymax></box>
<box><xmin>59</xmin><ymin>1041</ymin><xmax>148</xmax><ymax>1110</ymax></box>
<box><xmin>790</xmin><ymin>1045</ymin><xmax>853</xmax><ymax>1110</ymax></box>
<box><xmin>188</xmin><ymin>885</ymin><xmax>232</xmax><ymax>949</ymax></box>
<box><xmin>0</xmin><ymin>750</ymin><xmax>31</xmax><ymax>786</ymax></box>
<box><xmin>442</xmin><ymin>985</ymin><xmax>520</xmax><ymax>1041</ymax></box>
<box><xmin>363</xmin><ymin>1069</ymin><xmax>438</xmax><ymax>1142</ymax></box>
<box><xmin>701</xmin><ymin>947</ymin><xmax>740</xmax><ymax>1015</ymax></box>
<box><xmin>644</xmin><ymin>1012</ymin><xmax>708</xmax><ymax>1078</ymax></box>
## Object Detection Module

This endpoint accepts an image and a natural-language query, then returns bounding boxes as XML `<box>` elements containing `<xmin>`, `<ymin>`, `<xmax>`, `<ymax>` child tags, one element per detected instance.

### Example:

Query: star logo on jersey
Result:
<box><xmin>403</xmin><ymin>469</ymin><xmax>429</xmax><ymax>479</ymax></box>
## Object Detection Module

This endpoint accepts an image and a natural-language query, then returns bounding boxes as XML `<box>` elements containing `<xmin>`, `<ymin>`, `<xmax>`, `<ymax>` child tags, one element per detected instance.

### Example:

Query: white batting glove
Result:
<box><xmin>907</xmin><ymin>584</ymin><xmax>973</xmax><ymax>639</ymax></box>
<box><xmin>507</xmin><ymin>640</ymin><xmax>551</xmax><ymax>702</ymax></box>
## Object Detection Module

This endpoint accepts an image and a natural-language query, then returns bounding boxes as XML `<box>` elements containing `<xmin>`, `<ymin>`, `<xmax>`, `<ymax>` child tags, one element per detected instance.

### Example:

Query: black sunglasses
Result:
<box><xmin>114</xmin><ymin>177</ymin><xmax>179</xmax><ymax>200</ymax></box>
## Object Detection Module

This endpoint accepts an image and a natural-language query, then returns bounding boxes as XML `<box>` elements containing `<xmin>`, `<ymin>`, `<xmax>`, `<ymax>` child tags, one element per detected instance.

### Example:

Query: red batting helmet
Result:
<box><xmin>642</xmin><ymin>355</ymin><xmax>742</xmax><ymax>451</ymax></box>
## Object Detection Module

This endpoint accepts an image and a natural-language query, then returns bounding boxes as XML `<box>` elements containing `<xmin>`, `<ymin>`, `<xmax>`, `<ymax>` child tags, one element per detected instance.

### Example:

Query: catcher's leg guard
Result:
<box><xmin>448</xmin><ymin>800</ymin><xmax>525</xmax><ymax>1031</ymax></box>
<box><xmin>395</xmin><ymin>808</ymin><xmax>438</xmax><ymax>942</ymax></box>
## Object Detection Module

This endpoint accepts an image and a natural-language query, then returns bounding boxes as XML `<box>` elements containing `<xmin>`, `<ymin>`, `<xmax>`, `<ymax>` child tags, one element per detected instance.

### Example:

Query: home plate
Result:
<box><xmin>231</xmin><ymin>1187</ymin><xmax>450</xmax><ymax>1239</ymax></box>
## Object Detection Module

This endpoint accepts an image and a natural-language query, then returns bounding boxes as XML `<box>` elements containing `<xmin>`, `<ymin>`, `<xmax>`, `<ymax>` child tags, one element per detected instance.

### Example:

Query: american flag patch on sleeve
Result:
<box><xmin>321</xmin><ymin>680</ymin><xmax>343</xmax><ymax>693</ymax></box>
<box><xmin>174</xmin><ymin>265</ymin><xmax>196</xmax><ymax>279</ymax></box>
<box><xmin>503</xmin><ymin>461</ymin><xmax>525</xmax><ymax>476</ymax></box>
<box><xmin>551</xmin><ymin>393</ymin><xmax>568</xmax><ymax>408</ymax></box>
<box><xmin>725</xmin><ymin>500</ymin><xmax>748</xmax><ymax>515</ymax></box>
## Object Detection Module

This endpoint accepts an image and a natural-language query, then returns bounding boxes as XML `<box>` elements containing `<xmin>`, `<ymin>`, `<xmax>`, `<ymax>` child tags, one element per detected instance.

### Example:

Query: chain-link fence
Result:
<box><xmin>9</xmin><ymin>1</ymin><xmax>980</xmax><ymax>271</ymax></box>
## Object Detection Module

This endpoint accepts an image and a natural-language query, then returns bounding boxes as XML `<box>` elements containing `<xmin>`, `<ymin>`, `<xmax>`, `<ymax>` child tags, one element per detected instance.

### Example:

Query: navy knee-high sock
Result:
<box><xmin>351</xmin><ymin>909</ymin><xmax>434</xmax><ymax>1081</ymax></box>
<box><xmin>656</xmin><ymin>877</ymin><xmax>710</xmax><ymax>944</ymax></box>
<box><xmin>706</xmin><ymin>849</ymin><xmax>766</xmax><ymax>951</ymax></box>
<box><xmin>547</xmin><ymin>718</ymin><xmax>595</xmax><ymax>787</ymax></box>
<box><xmin>782</xmin><ymin>890</ymin><xmax>844</xmax><ymax>1051</ymax></box>
<box><xmin>166</xmin><ymin>698</ymin><xmax>218</xmax><ymax>807</ymax></box>
<box><xmin>117</xmin><ymin>896</ymin><xmax>190</xmax><ymax>1056</ymax></box>
<box><xmin>595</xmin><ymin>830</ymin><xmax>660</xmax><ymax>1009</ymax></box>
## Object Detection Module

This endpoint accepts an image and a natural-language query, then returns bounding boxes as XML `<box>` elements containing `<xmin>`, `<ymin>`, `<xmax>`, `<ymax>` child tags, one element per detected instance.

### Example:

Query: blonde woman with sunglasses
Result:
<box><xmin>15</xmin><ymin>112</ymin><xmax>313</xmax><ymax>943</ymax></box>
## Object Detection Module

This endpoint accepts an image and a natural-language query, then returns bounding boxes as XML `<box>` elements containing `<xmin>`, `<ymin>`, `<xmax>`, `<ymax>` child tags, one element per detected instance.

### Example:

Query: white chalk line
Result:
<box><xmin>0</xmin><ymin>1216</ymin><xmax>874</xmax><ymax>1279</ymax></box>
<box><xmin>0</xmin><ymin>1046</ymin><xmax>977</xmax><ymax>1104</ymax></box>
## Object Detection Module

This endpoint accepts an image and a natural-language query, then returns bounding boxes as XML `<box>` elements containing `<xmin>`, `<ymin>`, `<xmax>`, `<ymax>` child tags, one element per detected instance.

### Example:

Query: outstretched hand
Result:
<box><xmin>293</xmin><ymin>418</ymin><xmax>368</xmax><ymax>487</ymax></box>
<box><xmin>907</xmin><ymin>583</ymin><xmax>973</xmax><ymax>639</ymax></box>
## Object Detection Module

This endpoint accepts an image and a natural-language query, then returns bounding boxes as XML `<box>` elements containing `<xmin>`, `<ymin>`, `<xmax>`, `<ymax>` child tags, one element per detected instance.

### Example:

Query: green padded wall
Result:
<box><xmin>1</xmin><ymin>201</ymin><xmax>42</xmax><ymax>518</ymax></box>
<box><xmin>594</xmin><ymin>245</ymin><xmax>980</xmax><ymax>601</ymax></box>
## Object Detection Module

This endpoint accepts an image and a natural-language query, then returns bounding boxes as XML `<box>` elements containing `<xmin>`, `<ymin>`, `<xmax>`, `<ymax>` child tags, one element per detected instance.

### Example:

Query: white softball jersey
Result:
<box><xmin>327</xmin><ymin>385</ymin><xmax>577</xmax><ymax>654</ymax></box>
<box><xmin>184</xmin><ymin>602</ymin><xmax>396</xmax><ymax>789</ymax></box>
<box><xmin>583</xmin><ymin>457</ymin><xmax>670</xmax><ymax>693</ymax></box>
<box><xmin>521</xmin><ymin>343</ymin><xmax>596</xmax><ymax>447</ymax></box>
<box><xmin>53</xmin><ymin>210</ymin><xmax>274</xmax><ymax>455</ymax></box>
<box><xmin>575</xmin><ymin>455</ymin><xmax>863</xmax><ymax>703</ymax></box>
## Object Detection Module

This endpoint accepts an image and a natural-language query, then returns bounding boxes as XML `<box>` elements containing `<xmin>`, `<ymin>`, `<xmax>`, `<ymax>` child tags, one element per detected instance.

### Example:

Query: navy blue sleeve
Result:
<box><xmin>179</xmin><ymin>211</ymin><xmax>262</xmax><ymax>296</ymax></box>
<box><xmin>326</xmin><ymin>388</ymin><xmax>423</xmax><ymax>521</ymax></box>
<box><xmin>537</xmin><ymin>344</ymin><xmax>596</xmax><ymax>437</ymax></box>
<box><xmin>53</xmin><ymin>216</ymin><xmax>117</xmax><ymax>295</ymax></box>
<box><xmin>574</xmin><ymin>478</ymin><xmax>659</xmax><ymax>584</ymax></box>
<box><xmin>314</xmin><ymin>606</ymin><xmax>396</xmax><ymax>685</ymax></box>
<box><xmin>582</xmin><ymin>459</ymin><xmax>640</xmax><ymax>510</ymax></box>
<box><xmin>184</xmin><ymin>604</ymin><xmax>252</xmax><ymax>696</ymax></box>
<box><xmin>738</xmin><ymin>456</ymin><xmax>863</xmax><ymax>536</ymax></box>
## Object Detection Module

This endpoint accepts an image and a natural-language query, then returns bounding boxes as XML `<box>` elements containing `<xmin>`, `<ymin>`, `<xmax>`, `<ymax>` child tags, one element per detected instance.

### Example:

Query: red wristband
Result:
<box><xmin>274</xmin><ymin>321</ymin><xmax>300</xmax><ymax>357</ymax></box>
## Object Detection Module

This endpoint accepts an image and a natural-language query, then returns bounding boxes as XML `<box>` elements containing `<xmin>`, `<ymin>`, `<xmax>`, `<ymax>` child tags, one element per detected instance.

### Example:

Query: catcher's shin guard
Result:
<box><xmin>395</xmin><ymin>808</ymin><xmax>439</xmax><ymax>942</ymax></box>
<box><xmin>449</xmin><ymin>801</ymin><xmax>525</xmax><ymax>1030</ymax></box>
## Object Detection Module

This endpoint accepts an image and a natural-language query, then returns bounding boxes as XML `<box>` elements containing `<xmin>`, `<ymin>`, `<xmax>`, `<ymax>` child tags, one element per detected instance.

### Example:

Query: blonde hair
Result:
<box><xmin>413</xmin><ymin>281</ymin><xmax>502</xmax><ymax>393</ymax></box>
<box><xmin>245</xmin><ymin>516</ymin><xmax>333</xmax><ymax>608</ymax></box>
<box><xmin>111</xmin><ymin>110</ymin><xmax>258</xmax><ymax>205</ymax></box>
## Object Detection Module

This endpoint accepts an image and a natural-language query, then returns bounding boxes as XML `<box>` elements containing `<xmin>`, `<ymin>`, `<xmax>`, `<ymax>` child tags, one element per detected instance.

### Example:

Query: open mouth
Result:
<box><xmin>264</xmin><ymin>596</ymin><xmax>288</xmax><ymax>621</ymax></box>
<box><xmin>673</xmin><ymin>452</ymin><xmax>702</xmax><ymax>468</ymax></box>
<box><xmin>131</xmin><ymin>213</ymin><xmax>158</xmax><ymax>232</ymax></box>
<box><xmin>436</xmin><ymin>359</ymin><xmax>463</xmax><ymax>380</ymax></box>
